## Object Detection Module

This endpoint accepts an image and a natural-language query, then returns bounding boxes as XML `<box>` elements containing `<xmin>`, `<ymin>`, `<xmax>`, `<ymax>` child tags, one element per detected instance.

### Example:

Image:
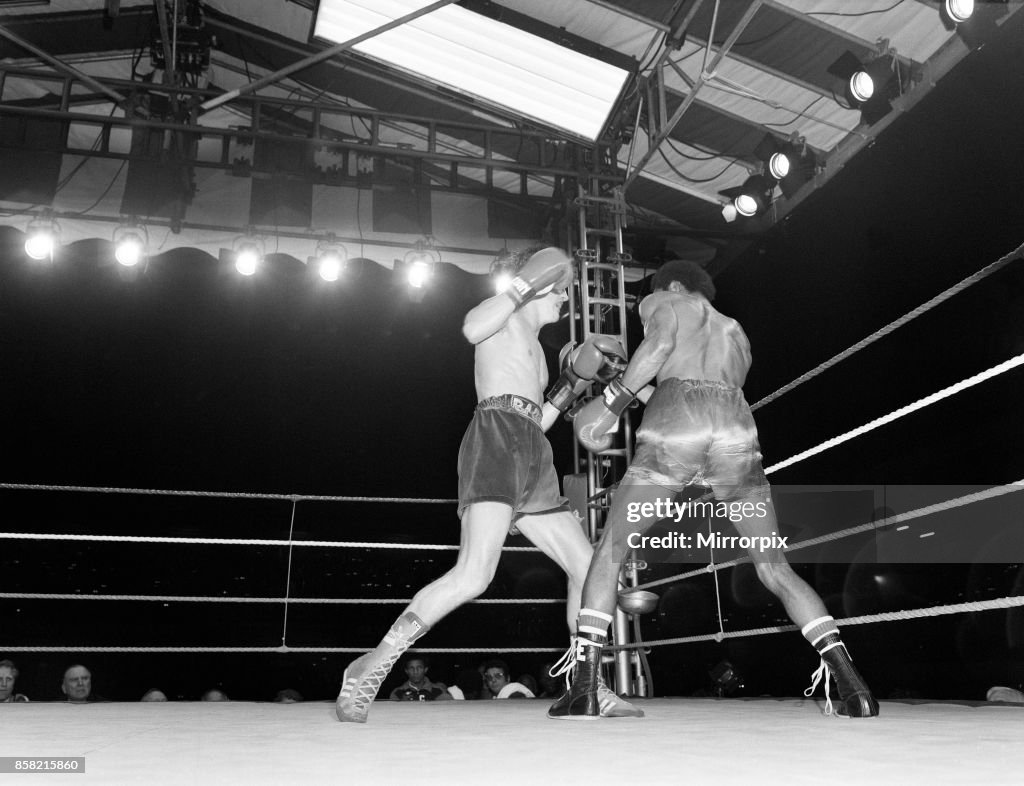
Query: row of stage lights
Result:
<box><xmin>718</xmin><ymin>0</ymin><xmax>993</xmax><ymax>221</ymax></box>
<box><xmin>20</xmin><ymin>217</ymin><xmax>512</xmax><ymax>293</ymax></box>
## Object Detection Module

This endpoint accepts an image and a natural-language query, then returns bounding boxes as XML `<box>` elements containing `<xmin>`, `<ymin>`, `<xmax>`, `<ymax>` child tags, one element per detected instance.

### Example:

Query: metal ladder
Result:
<box><xmin>569</xmin><ymin>181</ymin><xmax>647</xmax><ymax>697</ymax></box>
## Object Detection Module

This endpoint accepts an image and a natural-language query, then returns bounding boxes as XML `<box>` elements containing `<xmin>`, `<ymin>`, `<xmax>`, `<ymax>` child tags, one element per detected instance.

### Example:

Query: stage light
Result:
<box><xmin>313</xmin><ymin>237</ymin><xmax>348</xmax><ymax>282</ymax></box>
<box><xmin>719</xmin><ymin>175</ymin><xmax>773</xmax><ymax>219</ymax></box>
<box><xmin>827</xmin><ymin>50</ymin><xmax>899</xmax><ymax>125</ymax></box>
<box><xmin>408</xmin><ymin>259</ymin><xmax>431</xmax><ymax>288</ymax></box>
<box><xmin>489</xmin><ymin>248</ymin><xmax>519</xmax><ymax>295</ymax></box>
<box><xmin>403</xmin><ymin>237</ymin><xmax>439</xmax><ymax>289</ymax></box>
<box><xmin>943</xmin><ymin>0</ymin><xmax>975</xmax><ymax>25</ymax></box>
<box><xmin>24</xmin><ymin>215</ymin><xmax>59</xmax><ymax>261</ymax></box>
<box><xmin>232</xmin><ymin>234</ymin><xmax>264</xmax><ymax>276</ymax></box>
<box><xmin>943</xmin><ymin>0</ymin><xmax>1007</xmax><ymax>49</ymax></box>
<box><xmin>754</xmin><ymin>132</ymin><xmax>818</xmax><ymax>199</ymax></box>
<box><xmin>113</xmin><ymin>223</ymin><xmax>148</xmax><ymax>268</ymax></box>
<box><xmin>767</xmin><ymin>152</ymin><xmax>790</xmax><ymax>181</ymax></box>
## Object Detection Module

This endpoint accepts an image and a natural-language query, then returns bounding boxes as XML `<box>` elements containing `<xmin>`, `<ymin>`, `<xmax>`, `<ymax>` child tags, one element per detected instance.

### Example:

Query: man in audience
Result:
<box><xmin>0</xmin><ymin>659</ymin><xmax>29</xmax><ymax>702</ymax></box>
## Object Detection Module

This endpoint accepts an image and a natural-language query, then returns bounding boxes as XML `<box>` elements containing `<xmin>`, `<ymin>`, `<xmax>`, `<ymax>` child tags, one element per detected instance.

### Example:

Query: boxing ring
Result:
<box><xmin>2</xmin><ymin>243</ymin><xmax>1023</xmax><ymax>784</ymax></box>
<box><xmin>3</xmin><ymin>698</ymin><xmax>1023</xmax><ymax>785</ymax></box>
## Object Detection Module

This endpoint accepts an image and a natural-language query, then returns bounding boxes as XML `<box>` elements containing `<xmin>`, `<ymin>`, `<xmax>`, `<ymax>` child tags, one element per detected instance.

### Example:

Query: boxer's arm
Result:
<box><xmin>540</xmin><ymin>401</ymin><xmax>561</xmax><ymax>432</ymax></box>
<box><xmin>462</xmin><ymin>293</ymin><xmax>515</xmax><ymax>344</ymax></box>
<box><xmin>620</xmin><ymin>304</ymin><xmax>677</xmax><ymax>393</ymax></box>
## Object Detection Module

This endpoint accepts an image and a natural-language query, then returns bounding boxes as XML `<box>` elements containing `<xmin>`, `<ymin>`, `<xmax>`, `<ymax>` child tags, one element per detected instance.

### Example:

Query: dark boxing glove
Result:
<box><xmin>589</xmin><ymin>335</ymin><xmax>628</xmax><ymax>384</ymax></box>
<box><xmin>573</xmin><ymin>377</ymin><xmax>637</xmax><ymax>452</ymax></box>
<box><xmin>505</xmin><ymin>248</ymin><xmax>572</xmax><ymax>310</ymax></box>
<box><xmin>546</xmin><ymin>339</ymin><xmax>606</xmax><ymax>414</ymax></box>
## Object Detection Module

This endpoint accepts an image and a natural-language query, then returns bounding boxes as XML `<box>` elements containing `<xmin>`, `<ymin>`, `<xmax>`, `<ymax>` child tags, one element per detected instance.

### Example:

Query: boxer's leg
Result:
<box><xmin>336</xmin><ymin>502</ymin><xmax>510</xmax><ymax>723</ymax></box>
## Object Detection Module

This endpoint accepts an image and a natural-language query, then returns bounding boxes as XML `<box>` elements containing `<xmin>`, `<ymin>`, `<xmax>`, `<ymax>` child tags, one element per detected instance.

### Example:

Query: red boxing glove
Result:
<box><xmin>573</xmin><ymin>378</ymin><xmax>637</xmax><ymax>452</ymax></box>
<box><xmin>506</xmin><ymin>248</ymin><xmax>572</xmax><ymax>309</ymax></box>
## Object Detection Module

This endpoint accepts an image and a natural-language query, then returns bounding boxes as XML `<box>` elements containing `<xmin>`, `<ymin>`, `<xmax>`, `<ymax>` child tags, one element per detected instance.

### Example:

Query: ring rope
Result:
<box><xmin>625</xmin><ymin>480</ymin><xmax>1024</xmax><ymax>594</ymax></box>
<box><xmin>749</xmin><ymin>241</ymin><xmax>1024</xmax><ymax>412</ymax></box>
<box><xmin>0</xmin><ymin>646</ymin><xmax>567</xmax><ymax>654</ymax></box>
<box><xmin>0</xmin><ymin>482</ymin><xmax>456</xmax><ymax>504</ymax></box>
<box><xmin>0</xmin><ymin>593</ymin><xmax>566</xmax><ymax>604</ymax></box>
<box><xmin>8</xmin><ymin>597</ymin><xmax>1020</xmax><ymax>655</ymax></box>
<box><xmin>607</xmin><ymin>595</ymin><xmax>1024</xmax><ymax>650</ymax></box>
<box><xmin>763</xmin><ymin>352</ymin><xmax>1024</xmax><ymax>475</ymax></box>
<box><xmin>0</xmin><ymin>532</ymin><xmax>541</xmax><ymax>552</ymax></box>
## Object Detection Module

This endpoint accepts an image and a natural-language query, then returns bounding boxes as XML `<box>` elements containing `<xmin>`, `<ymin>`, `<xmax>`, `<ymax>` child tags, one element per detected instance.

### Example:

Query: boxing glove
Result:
<box><xmin>589</xmin><ymin>335</ymin><xmax>628</xmax><ymax>384</ymax></box>
<box><xmin>574</xmin><ymin>378</ymin><xmax>637</xmax><ymax>452</ymax></box>
<box><xmin>546</xmin><ymin>339</ymin><xmax>607</xmax><ymax>413</ymax></box>
<box><xmin>506</xmin><ymin>248</ymin><xmax>572</xmax><ymax>309</ymax></box>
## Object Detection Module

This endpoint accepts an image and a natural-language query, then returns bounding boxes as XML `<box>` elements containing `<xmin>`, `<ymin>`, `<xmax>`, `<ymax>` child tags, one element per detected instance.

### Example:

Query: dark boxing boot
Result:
<box><xmin>821</xmin><ymin>641</ymin><xmax>879</xmax><ymax>717</ymax></box>
<box><xmin>547</xmin><ymin>638</ymin><xmax>602</xmax><ymax>720</ymax></box>
<box><xmin>804</xmin><ymin>639</ymin><xmax>879</xmax><ymax>718</ymax></box>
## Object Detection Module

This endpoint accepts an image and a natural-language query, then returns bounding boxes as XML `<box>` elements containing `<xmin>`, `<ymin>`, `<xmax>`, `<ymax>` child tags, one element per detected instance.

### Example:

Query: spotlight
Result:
<box><xmin>489</xmin><ymin>248</ymin><xmax>520</xmax><ymax>295</ymax></box>
<box><xmin>754</xmin><ymin>132</ymin><xmax>818</xmax><ymax>199</ymax></box>
<box><xmin>943</xmin><ymin>0</ymin><xmax>1007</xmax><ymax>49</ymax></box>
<box><xmin>232</xmin><ymin>234</ymin><xmax>264</xmax><ymax>276</ymax></box>
<box><xmin>942</xmin><ymin>0</ymin><xmax>974</xmax><ymax>26</ymax></box>
<box><xmin>313</xmin><ymin>237</ymin><xmax>348</xmax><ymax>282</ymax></box>
<box><xmin>403</xmin><ymin>238</ymin><xmax>439</xmax><ymax>290</ymax></box>
<box><xmin>24</xmin><ymin>215</ymin><xmax>59</xmax><ymax>261</ymax></box>
<box><xmin>827</xmin><ymin>50</ymin><xmax>899</xmax><ymax>125</ymax></box>
<box><xmin>719</xmin><ymin>174</ymin><xmax>773</xmax><ymax>218</ymax></box>
<box><xmin>113</xmin><ymin>223</ymin><xmax>148</xmax><ymax>268</ymax></box>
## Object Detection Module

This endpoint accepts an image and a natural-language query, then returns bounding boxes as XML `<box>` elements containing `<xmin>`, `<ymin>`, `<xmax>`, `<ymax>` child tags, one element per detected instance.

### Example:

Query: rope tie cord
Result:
<box><xmin>750</xmin><ymin>241</ymin><xmax>1024</xmax><ymax>412</ymax></box>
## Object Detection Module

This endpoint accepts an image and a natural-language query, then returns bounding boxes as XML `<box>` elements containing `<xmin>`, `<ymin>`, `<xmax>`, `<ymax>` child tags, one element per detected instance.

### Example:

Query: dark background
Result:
<box><xmin>1</xmin><ymin>13</ymin><xmax>1023</xmax><ymax>704</ymax></box>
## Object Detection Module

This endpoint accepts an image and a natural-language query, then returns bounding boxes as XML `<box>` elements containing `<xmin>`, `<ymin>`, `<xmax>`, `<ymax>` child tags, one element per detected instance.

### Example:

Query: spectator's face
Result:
<box><xmin>63</xmin><ymin>666</ymin><xmax>92</xmax><ymax>702</ymax></box>
<box><xmin>404</xmin><ymin>660</ymin><xmax>428</xmax><ymax>687</ymax></box>
<box><xmin>0</xmin><ymin>666</ymin><xmax>15</xmax><ymax>700</ymax></box>
<box><xmin>483</xmin><ymin>667</ymin><xmax>509</xmax><ymax>696</ymax></box>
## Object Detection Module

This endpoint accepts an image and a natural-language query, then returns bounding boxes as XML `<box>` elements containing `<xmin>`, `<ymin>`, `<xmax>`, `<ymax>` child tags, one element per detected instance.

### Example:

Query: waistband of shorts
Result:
<box><xmin>662</xmin><ymin>378</ymin><xmax>740</xmax><ymax>393</ymax></box>
<box><xmin>476</xmin><ymin>394</ymin><xmax>542</xmax><ymax>426</ymax></box>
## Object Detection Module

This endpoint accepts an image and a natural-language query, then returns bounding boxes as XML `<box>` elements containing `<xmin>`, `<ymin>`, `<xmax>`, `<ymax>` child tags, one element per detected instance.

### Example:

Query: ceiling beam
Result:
<box><xmin>623</xmin><ymin>0</ymin><xmax>764</xmax><ymax>193</ymax></box>
<box><xmin>0</xmin><ymin>22</ymin><xmax>125</xmax><ymax>103</ymax></box>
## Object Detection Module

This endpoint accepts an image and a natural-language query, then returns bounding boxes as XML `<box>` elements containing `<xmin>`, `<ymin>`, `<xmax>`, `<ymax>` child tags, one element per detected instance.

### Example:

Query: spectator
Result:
<box><xmin>481</xmin><ymin>659</ymin><xmax>534</xmax><ymax>699</ymax></box>
<box><xmin>140</xmin><ymin>688</ymin><xmax>168</xmax><ymax>702</ymax></box>
<box><xmin>0</xmin><ymin>659</ymin><xmax>29</xmax><ymax>703</ymax></box>
<box><xmin>201</xmin><ymin>688</ymin><xmax>230</xmax><ymax>702</ymax></box>
<box><xmin>274</xmin><ymin>688</ymin><xmax>303</xmax><ymax>703</ymax></box>
<box><xmin>62</xmin><ymin>664</ymin><xmax>103</xmax><ymax>703</ymax></box>
<box><xmin>389</xmin><ymin>657</ymin><xmax>451</xmax><ymax>701</ymax></box>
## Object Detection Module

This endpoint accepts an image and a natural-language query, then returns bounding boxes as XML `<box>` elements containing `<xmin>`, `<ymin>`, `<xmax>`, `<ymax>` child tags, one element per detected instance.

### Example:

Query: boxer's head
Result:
<box><xmin>650</xmin><ymin>259</ymin><xmax>715</xmax><ymax>301</ymax></box>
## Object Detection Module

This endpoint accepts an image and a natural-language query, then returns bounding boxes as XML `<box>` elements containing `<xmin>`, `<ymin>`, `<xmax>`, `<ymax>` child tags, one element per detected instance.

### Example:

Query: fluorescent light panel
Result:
<box><xmin>312</xmin><ymin>0</ymin><xmax>631</xmax><ymax>141</ymax></box>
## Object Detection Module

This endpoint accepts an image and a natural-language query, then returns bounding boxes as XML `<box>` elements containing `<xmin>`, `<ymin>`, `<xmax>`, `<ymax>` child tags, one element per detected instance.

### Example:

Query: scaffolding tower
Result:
<box><xmin>568</xmin><ymin>180</ymin><xmax>648</xmax><ymax>698</ymax></box>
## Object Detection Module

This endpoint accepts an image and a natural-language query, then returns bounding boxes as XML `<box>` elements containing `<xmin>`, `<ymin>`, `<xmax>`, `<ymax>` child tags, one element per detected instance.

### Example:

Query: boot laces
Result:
<box><xmin>804</xmin><ymin>658</ymin><xmax>834</xmax><ymax>716</ymax></box>
<box><xmin>341</xmin><ymin>650</ymin><xmax>402</xmax><ymax>711</ymax></box>
<box><xmin>548</xmin><ymin>637</ymin><xmax>590</xmax><ymax>688</ymax></box>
